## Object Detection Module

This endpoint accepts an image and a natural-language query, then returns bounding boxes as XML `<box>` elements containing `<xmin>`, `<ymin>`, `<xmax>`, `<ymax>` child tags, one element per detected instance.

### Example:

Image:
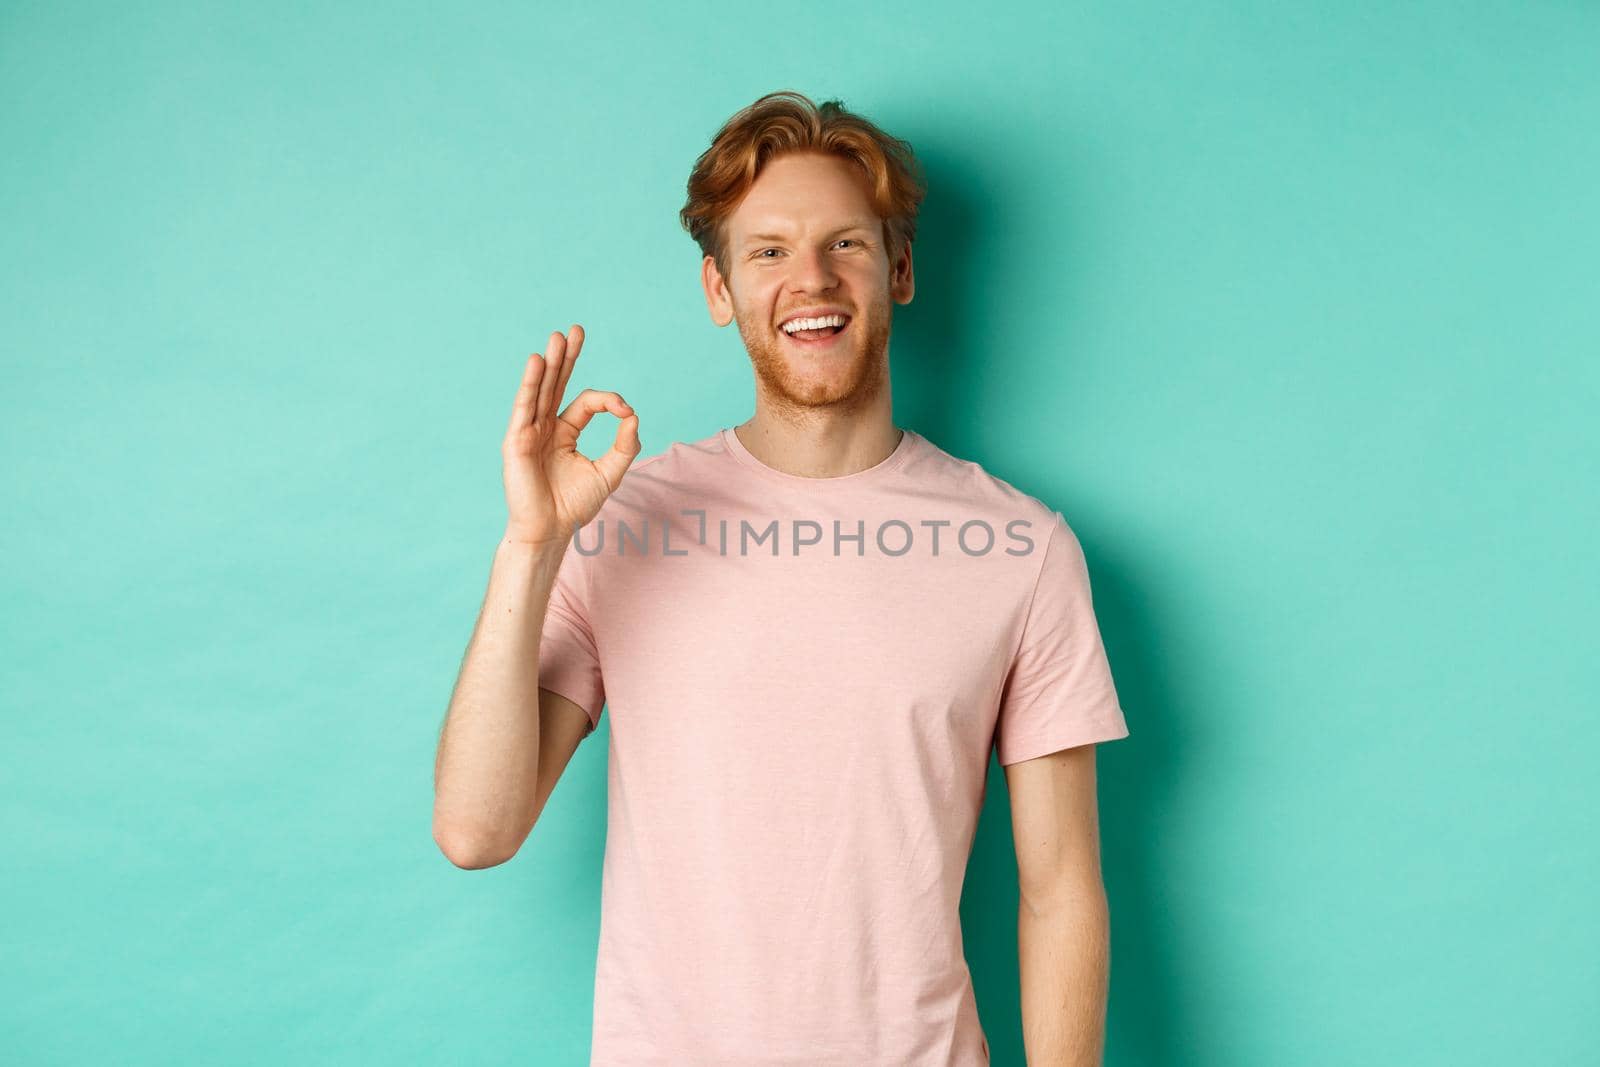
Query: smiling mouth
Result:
<box><xmin>780</xmin><ymin>317</ymin><xmax>851</xmax><ymax>348</ymax></box>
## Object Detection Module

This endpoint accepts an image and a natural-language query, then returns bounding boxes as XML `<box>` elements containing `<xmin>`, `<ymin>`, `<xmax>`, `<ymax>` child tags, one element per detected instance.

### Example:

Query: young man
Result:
<box><xmin>433</xmin><ymin>91</ymin><xmax>1130</xmax><ymax>1066</ymax></box>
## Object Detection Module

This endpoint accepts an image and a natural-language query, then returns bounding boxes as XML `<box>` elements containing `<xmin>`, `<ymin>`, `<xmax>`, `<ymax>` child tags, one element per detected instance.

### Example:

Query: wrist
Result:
<box><xmin>499</xmin><ymin>528</ymin><xmax>571</xmax><ymax>558</ymax></box>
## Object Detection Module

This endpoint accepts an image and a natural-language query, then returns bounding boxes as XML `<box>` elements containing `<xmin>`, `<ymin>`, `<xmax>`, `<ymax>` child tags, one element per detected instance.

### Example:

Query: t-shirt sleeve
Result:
<box><xmin>537</xmin><ymin>544</ymin><xmax>606</xmax><ymax>737</ymax></box>
<box><xmin>993</xmin><ymin>511</ymin><xmax>1129</xmax><ymax>766</ymax></box>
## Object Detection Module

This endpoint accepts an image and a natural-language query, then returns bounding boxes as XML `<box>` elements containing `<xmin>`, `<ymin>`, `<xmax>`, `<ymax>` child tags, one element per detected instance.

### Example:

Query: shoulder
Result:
<box><xmin>903</xmin><ymin>429</ymin><xmax>1066</xmax><ymax>543</ymax></box>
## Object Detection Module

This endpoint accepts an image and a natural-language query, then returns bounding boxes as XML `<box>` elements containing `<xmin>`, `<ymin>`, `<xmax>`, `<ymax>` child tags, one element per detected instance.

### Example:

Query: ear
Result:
<box><xmin>889</xmin><ymin>240</ymin><xmax>914</xmax><ymax>305</ymax></box>
<box><xmin>702</xmin><ymin>255</ymin><xmax>735</xmax><ymax>327</ymax></box>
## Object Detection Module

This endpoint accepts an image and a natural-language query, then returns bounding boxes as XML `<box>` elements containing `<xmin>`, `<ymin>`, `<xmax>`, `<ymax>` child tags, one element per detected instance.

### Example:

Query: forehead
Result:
<box><xmin>728</xmin><ymin>152</ymin><xmax>879</xmax><ymax>239</ymax></box>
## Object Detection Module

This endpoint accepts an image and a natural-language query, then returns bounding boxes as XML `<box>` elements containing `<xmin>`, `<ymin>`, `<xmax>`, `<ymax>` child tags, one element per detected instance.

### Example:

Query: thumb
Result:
<box><xmin>592</xmin><ymin>407</ymin><xmax>642</xmax><ymax>492</ymax></box>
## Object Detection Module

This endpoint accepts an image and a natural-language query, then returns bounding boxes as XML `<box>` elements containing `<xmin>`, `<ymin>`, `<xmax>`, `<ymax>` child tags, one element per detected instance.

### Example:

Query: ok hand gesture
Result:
<box><xmin>501</xmin><ymin>325</ymin><xmax>640</xmax><ymax>547</ymax></box>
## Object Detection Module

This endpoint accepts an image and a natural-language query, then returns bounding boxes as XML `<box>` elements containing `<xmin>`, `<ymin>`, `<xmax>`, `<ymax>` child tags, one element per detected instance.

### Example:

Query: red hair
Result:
<box><xmin>680</xmin><ymin>90</ymin><xmax>927</xmax><ymax>281</ymax></box>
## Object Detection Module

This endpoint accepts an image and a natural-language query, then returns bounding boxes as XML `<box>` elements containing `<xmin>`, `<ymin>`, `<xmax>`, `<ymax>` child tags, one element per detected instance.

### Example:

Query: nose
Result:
<box><xmin>786</xmin><ymin>243</ymin><xmax>839</xmax><ymax>295</ymax></box>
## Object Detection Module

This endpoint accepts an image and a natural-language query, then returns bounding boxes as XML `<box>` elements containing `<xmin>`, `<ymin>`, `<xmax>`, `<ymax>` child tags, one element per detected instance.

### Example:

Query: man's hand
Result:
<box><xmin>503</xmin><ymin>324</ymin><xmax>641</xmax><ymax>546</ymax></box>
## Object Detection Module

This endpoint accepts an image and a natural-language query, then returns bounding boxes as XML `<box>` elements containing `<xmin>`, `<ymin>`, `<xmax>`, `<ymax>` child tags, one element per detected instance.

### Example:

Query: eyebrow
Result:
<box><xmin>742</xmin><ymin>220</ymin><xmax>877</xmax><ymax>245</ymax></box>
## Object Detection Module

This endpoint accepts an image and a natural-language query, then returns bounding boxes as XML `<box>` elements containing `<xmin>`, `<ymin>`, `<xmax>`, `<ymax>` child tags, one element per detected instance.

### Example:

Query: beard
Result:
<box><xmin>732</xmin><ymin>297</ymin><xmax>893</xmax><ymax>418</ymax></box>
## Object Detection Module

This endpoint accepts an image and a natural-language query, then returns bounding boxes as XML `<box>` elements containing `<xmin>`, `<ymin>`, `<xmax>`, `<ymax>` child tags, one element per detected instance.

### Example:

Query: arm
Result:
<box><xmin>432</xmin><ymin>539</ymin><xmax>587</xmax><ymax>869</ymax></box>
<box><xmin>431</xmin><ymin>324</ymin><xmax>639</xmax><ymax>869</ymax></box>
<box><xmin>1004</xmin><ymin>742</ymin><xmax>1112</xmax><ymax>1066</ymax></box>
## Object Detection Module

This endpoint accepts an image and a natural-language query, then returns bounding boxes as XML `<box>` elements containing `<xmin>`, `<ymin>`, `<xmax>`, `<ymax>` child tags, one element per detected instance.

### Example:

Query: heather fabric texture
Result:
<box><xmin>537</xmin><ymin>426</ymin><xmax>1129</xmax><ymax>1066</ymax></box>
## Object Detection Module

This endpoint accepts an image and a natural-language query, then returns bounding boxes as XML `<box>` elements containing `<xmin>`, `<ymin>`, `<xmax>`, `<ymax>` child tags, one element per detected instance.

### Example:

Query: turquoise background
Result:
<box><xmin>4</xmin><ymin>2</ymin><xmax>1596</xmax><ymax>1064</ymax></box>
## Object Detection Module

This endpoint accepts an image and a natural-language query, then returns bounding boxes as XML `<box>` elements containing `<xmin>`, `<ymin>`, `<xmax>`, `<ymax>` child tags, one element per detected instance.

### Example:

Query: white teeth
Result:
<box><xmin>781</xmin><ymin>314</ymin><xmax>847</xmax><ymax>334</ymax></box>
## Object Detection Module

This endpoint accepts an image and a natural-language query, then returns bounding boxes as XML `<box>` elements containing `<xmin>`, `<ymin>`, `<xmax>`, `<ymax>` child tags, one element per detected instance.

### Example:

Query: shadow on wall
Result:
<box><xmin>886</xmin><ymin>133</ymin><xmax>1195</xmax><ymax>1065</ymax></box>
<box><xmin>964</xmin><ymin>550</ymin><xmax>1182</xmax><ymax>1066</ymax></box>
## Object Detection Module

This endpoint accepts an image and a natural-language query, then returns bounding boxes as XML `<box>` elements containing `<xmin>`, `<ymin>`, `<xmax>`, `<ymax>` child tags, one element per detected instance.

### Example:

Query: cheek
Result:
<box><xmin>844</xmin><ymin>266</ymin><xmax>888</xmax><ymax>295</ymax></box>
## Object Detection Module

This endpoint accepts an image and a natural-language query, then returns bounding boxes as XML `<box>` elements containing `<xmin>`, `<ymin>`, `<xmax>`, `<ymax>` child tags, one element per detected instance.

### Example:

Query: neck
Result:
<box><xmin>733</xmin><ymin>405</ymin><xmax>903</xmax><ymax>479</ymax></box>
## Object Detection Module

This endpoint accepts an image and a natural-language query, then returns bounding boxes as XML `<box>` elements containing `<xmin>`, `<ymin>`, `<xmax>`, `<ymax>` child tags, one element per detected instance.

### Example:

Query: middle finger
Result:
<box><xmin>535</xmin><ymin>330</ymin><xmax>566</xmax><ymax>423</ymax></box>
<box><xmin>554</xmin><ymin>323</ymin><xmax>584</xmax><ymax>407</ymax></box>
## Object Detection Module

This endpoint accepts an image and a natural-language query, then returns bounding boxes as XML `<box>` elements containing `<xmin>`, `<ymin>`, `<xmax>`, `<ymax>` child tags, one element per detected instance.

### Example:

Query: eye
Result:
<box><xmin>752</xmin><ymin>239</ymin><xmax>859</xmax><ymax>260</ymax></box>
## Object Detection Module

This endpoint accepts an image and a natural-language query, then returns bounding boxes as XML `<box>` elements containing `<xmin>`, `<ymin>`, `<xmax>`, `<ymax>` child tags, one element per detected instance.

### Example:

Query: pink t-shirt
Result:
<box><xmin>538</xmin><ymin>425</ymin><xmax>1129</xmax><ymax>1065</ymax></box>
